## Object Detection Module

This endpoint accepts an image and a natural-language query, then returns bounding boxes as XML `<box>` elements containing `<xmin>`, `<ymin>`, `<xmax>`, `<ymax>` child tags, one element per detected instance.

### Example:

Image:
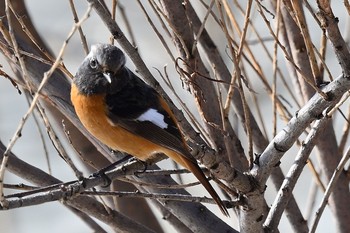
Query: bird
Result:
<box><xmin>70</xmin><ymin>43</ymin><xmax>229</xmax><ymax>216</ymax></box>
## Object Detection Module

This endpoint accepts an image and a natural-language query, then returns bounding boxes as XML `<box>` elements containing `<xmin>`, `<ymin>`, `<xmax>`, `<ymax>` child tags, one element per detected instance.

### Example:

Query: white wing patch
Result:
<box><xmin>137</xmin><ymin>108</ymin><xmax>168</xmax><ymax>129</ymax></box>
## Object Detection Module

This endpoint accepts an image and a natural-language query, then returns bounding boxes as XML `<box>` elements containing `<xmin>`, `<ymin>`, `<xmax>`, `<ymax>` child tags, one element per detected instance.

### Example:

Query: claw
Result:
<box><xmin>91</xmin><ymin>155</ymin><xmax>132</xmax><ymax>187</ymax></box>
<box><xmin>134</xmin><ymin>160</ymin><xmax>147</xmax><ymax>177</ymax></box>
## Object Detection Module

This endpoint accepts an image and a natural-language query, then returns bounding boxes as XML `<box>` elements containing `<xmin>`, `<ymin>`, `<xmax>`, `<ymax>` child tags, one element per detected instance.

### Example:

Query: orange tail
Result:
<box><xmin>184</xmin><ymin>158</ymin><xmax>229</xmax><ymax>217</ymax></box>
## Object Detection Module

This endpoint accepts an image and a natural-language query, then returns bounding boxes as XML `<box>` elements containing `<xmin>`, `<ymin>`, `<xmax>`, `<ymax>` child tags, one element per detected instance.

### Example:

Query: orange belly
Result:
<box><xmin>71</xmin><ymin>84</ymin><xmax>184</xmax><ymax>164</ymax></box>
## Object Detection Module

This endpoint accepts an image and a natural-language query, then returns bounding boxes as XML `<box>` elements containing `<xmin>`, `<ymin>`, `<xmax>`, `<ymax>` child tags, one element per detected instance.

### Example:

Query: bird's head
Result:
<box><xmin>74</xmin><ymin>43</ymin><xmax>126</xmax><ymax>95</ymax></box>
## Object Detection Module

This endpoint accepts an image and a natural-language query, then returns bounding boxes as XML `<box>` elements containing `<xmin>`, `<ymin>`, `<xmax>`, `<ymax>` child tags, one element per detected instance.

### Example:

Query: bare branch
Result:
<box><xmin>310</xmin><ymin>146</ymin><xmax>350</xmax><ymax>233</ymax></box>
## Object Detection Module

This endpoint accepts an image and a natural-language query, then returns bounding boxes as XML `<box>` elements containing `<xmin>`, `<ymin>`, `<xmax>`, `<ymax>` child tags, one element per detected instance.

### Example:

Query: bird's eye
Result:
<box><xmin>89</xmin><ymin>58</ymin><xmax>98</xmax><ymax>69</ymax></box>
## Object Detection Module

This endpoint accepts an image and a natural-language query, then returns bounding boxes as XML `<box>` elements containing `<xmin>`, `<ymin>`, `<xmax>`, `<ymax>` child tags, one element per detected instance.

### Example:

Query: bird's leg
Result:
<box><xmin>92</xmin><ymin>154</ymin><xmax>133</xmax><ymax>187</ymax></box>
<box><xmin>133</xmin><ymin>160</ymin><xmax>148</xmax><ymax>177</ymax></box>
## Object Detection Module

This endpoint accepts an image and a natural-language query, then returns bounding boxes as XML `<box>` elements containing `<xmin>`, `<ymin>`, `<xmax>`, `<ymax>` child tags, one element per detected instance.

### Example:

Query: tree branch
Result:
<box><xmin>0</xmin><ymin>141</ymin><xmax>156</xmax><ymax>233</ymax></box>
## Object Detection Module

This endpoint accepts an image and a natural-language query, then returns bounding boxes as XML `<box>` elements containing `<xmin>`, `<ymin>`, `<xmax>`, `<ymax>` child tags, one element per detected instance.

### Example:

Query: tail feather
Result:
<box><xmin>165</xmin><ymin>150</ymin><xmax>229</xmax><ymax>216</ymax></box>
<box><xmin>166</xmin><ymin>153</ymin><xmax>228</xmax><ymax>217</ymax></box>
<box><xmin>184</xmin><ymin>159</ymin><xmax>230</xmax><ymax>217</ymax></box>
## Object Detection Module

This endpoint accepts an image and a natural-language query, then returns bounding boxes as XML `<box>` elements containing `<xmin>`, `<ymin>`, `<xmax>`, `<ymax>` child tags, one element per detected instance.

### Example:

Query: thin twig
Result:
<box><xmin>61</xmin><ymin>120</ymin><xmax>99</xmax><ymax>170</ymax></box>
<box><xmin>0</xmin><ymin>3</ymin><xmax>93</xmax><ymax>207</ymax></box>
<box><xmin>234</xmin><ymin>0</ymin><xmax>300</xmax><ymax>114</ymax></box>
<box><xmin>256</xmin><ymin>3</ymin><xmax>328</xmax><ymax>100</ymax></box>
<box><xmin>120</xmin><ymin>177</ymin><xmax>202</xmax><ymax>189</ymax></box>
<box><xmin>191</xmin><ymin>0</ymin><xmax>215</xmax><ymax>54</ymax></box>
<box><xmin>272</xmin><ymin>0</ymin><xmax>281</xmax><ymax>137</ymax></box>
<box><xmin>118</xmin><ymin>3</ymin><xmax>137</xmax><ymax>47</ymax></box>
<box><xmin>3</xmin><ymin>183</ymin><xmax>38</xmax><ymax>191</ymax></box>
<box><xmin>0</xmin><ymin>0</ymin><xmax>33</xmax><ymax>206</ymax></box>
<box><xmin>219</xmin><ymin>0</ymin><xmax>254</xmax><ymax>166</ymax></box>
<box><xmin>110</xmin><ymin>0</ymin><xmax>117</xmax><ymax>44</ymax></box>
<box><xmin>82</xmin><ymin>190</ymin><xmax>236</xmax><ymax>207</ymax></box>
<box><xmin>36</xmin><ymin>101</ymin><xmax>83</xmax><ymax>179</ymax></box>
<box><xmin>24</xmin><ymin>94</ymin><xmax>52</xmax><ymax>174</ymax></box>
<box><xmin>327</xmin><ymin>90</ymin><xmax>350</xmax><ymax>116</ymax></box>
<box><xmin>291</xmin><ymin>1</ymin><xmax>321</xmax><ymax>86</ymax></box>
<box><xmin>309</xmin><ymin>146</ymin><xmax>350</xmax><ymax>233</ymax></box>
<box><xmin>304</xmin><ymin>180</ymin><xmax>318</xmax><ymax>220</ymax></box>
<box><xmin>137</xmin><ymin>0</ymin><xmax>175</xmax><ymax>62</ymax></box>
<box><xmin>8</xmin><ymin>2</ymin><xmax>56</xmax><ymax>64</ymax></box>
<box><xmin>339</xmin><ymin>105</ymin><xmax>350</xmax><ymax>155</ymax></box>
<box><xmin>69</xmin><ymin>0</ymin><xmax>89</xmax><ymax>55</ymax></box>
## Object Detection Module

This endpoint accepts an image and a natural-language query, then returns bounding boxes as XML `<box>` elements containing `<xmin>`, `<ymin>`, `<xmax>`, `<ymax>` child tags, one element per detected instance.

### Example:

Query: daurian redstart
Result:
<box><xmin>71</xmin><ymin>43</ymin><xmax>228</xmax><ymax>216</ymax></box>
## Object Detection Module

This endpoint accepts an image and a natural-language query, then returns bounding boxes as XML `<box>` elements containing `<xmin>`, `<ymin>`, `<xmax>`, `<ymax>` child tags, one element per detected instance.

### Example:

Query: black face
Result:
<box><xmin>74</xmin><ymin>44</ymin><xmax>126</xmax><ymax>95</ymax></box>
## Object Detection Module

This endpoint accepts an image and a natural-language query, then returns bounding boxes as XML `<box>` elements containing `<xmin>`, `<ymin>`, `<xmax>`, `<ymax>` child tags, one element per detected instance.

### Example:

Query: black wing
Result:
<box><xmin>106</xmin><ymin>68</ymin><xmax>195</xmax><ymax>162</ymax></box>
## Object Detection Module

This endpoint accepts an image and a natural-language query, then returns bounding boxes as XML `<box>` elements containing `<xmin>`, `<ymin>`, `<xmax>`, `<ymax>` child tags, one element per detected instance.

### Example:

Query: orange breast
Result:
<box><xmin>70</xmin><ymin>83</ymin><xmax>185</xmax><ymax>163</ymax></box>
